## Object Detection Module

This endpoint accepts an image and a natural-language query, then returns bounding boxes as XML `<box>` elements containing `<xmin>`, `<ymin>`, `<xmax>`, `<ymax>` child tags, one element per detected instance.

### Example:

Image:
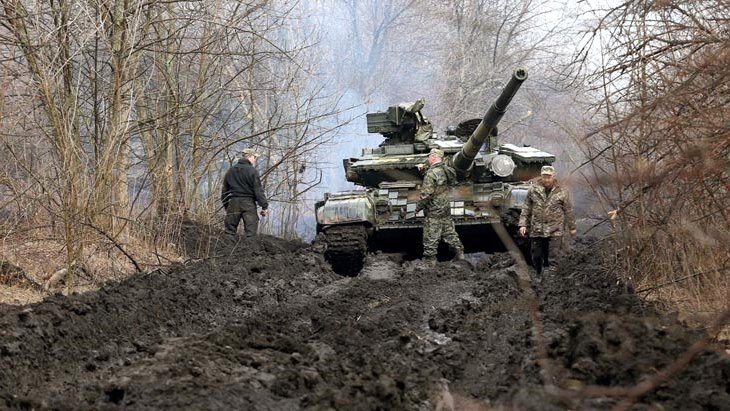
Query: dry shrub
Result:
<box><xmin>0</xmin><ymin>219</ymin><xmax>184</xmax><ymax>304</ymax></box>
<box><xmin>577</xmin><ymin>0</ymin><xmax>730</xmax><ymax>331</ymax></box>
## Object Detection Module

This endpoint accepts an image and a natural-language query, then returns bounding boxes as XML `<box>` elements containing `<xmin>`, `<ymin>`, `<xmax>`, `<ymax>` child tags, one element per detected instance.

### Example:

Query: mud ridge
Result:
<box><xmin>0</xmin><ymin>228</ymin><xmax>728</xmax><ymax>410</ymax></box>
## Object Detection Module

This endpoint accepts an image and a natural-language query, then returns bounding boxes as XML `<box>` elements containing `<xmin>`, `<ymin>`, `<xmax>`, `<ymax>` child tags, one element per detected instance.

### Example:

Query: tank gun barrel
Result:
<box><xmin>452</xmin><ymin>68</ymin><xmax>528</xmax><ymax>172</ymax></box>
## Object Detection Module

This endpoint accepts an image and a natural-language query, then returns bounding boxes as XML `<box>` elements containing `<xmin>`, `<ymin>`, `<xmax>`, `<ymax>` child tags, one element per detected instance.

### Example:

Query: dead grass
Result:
<box><xmin>642</xmin><ymin>281</ymin><xmax>730</xmax><ymax>349</ymax></box>
<box><xmin>0</xmin><ymin>225</ymin><xmax>184</xmax><ymax>305</ymax></box>
<box><xmin>0</xmin><ymin>284</ymin><xmax>43</xmax><ymax>305</ymax></box>
<box><xmin>607</xmin><ymin>224</ymin><xmax>730</xmax><ymax>350</ymax></box>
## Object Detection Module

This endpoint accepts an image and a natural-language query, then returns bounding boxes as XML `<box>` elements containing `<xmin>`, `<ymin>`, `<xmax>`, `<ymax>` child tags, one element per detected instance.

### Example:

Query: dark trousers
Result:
<box><xmin>224</xmin><ymin>197</ymin><xmax>259</xmax><ymax>238</ymax></box>
<box><xmin>530</xmin><ymin>236</ymin><xmax>562</xmax><ymax>274</ymax></box>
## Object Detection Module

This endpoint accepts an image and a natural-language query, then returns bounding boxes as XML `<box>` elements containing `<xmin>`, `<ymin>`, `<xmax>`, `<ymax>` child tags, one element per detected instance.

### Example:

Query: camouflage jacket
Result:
<box><xmin>417</xmin><ymin>162</ymin><xmax>456</xmax><ymax>218</ymax></box>
<box><xmin>518</xmin><ymin>178</ymin><xmax>576</xmax><ymax>237</ymax></box>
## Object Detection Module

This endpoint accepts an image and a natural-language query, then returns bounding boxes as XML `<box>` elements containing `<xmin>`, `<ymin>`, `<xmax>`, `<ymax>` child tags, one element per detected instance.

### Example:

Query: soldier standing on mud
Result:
<box><xmin>518</xmin><ymin>165</ymin><xmax>577</xmax><ymax>276</ymax></box>
<box><xmin>416</xmin><ymin>148</ymin><xmax>465</xmax><ymax>264</ymax></box>
<box><xmin>221</xmin><ymin>148</ymin><xmax>269</xmax><ymax>240</ymax></box>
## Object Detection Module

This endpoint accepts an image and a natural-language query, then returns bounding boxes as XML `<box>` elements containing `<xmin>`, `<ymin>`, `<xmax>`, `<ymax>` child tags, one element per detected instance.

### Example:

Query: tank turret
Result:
<box><xmin>315</xmin><ymin>69</ymin><xmax>556</xmax><ymax>275</ymax></box>
<box><xmin>452</xmin><ymin>68</ymin><xmax>528</xmax><ymax>173</ymax></box>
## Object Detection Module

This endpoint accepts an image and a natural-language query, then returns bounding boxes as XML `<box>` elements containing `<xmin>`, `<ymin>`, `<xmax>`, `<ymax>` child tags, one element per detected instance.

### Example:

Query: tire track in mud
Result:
<box><xmin>80</xmin><ymin>255</ymin><xmax>531</xmax><ymax>410</ymax></box>
<box><xmin>0</xmin><ymin>227</ymin><xmax>729</xmax><ymax>410</ymax></box>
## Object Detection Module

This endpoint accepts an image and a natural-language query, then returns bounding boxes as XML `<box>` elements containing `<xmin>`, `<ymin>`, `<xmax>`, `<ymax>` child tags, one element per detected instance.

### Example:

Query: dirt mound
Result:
<box><xmin>174</xmin><ymin>219</ymin><xmax>308</xmax><ymax>259</ymax></box>
<box><xmin>0</xmin><ymin>231</ymin><xmax>728</xmax><ymax>410</ymax></box>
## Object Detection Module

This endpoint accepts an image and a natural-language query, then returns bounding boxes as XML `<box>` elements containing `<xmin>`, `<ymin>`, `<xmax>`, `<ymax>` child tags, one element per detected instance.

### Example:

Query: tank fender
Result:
<box><xmin>316</xmin><ymin>192</ymin><xmax>376</xmax><ymax>227</ymax></box>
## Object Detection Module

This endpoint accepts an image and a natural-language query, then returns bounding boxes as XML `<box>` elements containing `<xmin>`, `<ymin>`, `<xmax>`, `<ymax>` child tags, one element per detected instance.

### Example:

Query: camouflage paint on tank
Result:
<box><xmin>316</xmin><ymin>68</ymin><xmax>557</xmax><ymax>269</ymax></box>
<box><xmin>345</xmin><ymin>153</ymin><xmax>427</xmax><ymax>186</ymax></box>
<box><xmin>369</xmin><ymin>181</ymin><xmax>514</xmax><ymax>229</ymax></box>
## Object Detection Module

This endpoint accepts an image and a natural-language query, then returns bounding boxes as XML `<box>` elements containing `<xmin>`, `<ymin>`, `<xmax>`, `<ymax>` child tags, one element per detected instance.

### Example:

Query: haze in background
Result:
<box><xmin>292</xmin><ymin>0</ymin><xmax>590</xmax><ymax>239</ymax></box>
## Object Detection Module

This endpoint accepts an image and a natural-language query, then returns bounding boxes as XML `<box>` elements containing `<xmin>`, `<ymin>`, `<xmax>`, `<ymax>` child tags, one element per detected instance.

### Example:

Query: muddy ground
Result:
<box><xmin>0</xmin><ymin>221</ymin><xmax>728</xmax><ymax>410</ymax></box>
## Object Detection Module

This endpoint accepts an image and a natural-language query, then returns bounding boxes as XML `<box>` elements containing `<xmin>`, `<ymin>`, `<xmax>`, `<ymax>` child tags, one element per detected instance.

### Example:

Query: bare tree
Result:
<box><xmin>0</xmin><ymin>0</ymin><xmax>351</xmax><ymax>279</ymax></box>
<box><xmin>425</xmin><ymin>0</ymin><xmax>574</xmax><ymax>128</ymax></box>
<box><xmin>572</xmin><ymin>0</ymin><xmax>730</xmax><ymax>292</ymax></box>
<box><xmin>0</xmin><ymin>0</ymin><xmax>149</xmax><ymax>279</ymax></box>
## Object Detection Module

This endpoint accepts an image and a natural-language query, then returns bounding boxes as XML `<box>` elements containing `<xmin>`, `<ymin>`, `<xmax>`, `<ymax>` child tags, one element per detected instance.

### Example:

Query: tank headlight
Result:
<box><xmin>490</xmin><ymin>154</ymin><xmax>515</xmax><ymax>177</ymax></box>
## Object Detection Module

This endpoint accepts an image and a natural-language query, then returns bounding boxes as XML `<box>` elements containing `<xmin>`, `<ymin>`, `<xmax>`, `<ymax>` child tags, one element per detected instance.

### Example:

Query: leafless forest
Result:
<box><xmin>0</xmin><ymin>0</ymin><xmax>728</xmax><ymax>408</ymax></box>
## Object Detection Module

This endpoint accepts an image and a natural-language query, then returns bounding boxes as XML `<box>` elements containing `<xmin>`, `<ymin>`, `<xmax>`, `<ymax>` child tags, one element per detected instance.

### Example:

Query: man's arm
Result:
<box><xmin>518</xmin><ymin>188</ymin><xmax>534</xmax><ymax>236</ymax></box>
<box><xmin>252</xmin><ymin>170</ymin><xmax>269</xmax><ymax>210</ymax></box>
<box><xmin>220</xmin><ymin>170</ymin><xmax>231</xmax><ymax>207</ymax></box>
<box><xmin>416</xmin><ymin>171</ymin><xmax>436</xmax><ymax>212</ymax></box>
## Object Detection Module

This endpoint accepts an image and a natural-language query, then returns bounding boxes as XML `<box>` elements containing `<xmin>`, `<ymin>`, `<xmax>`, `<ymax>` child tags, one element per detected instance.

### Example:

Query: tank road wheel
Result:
<box><xmin>323</xmin><ymin>225</ymin><xmax>368</xmax><ymax>276</ymax></box>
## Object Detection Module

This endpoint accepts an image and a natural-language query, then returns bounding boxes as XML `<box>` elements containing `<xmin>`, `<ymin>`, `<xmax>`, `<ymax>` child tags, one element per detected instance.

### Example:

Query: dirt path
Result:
<box><xmin>0</xmin><ymin>223</ymin><xmax>728</xmax><ymax>410</ymax></box>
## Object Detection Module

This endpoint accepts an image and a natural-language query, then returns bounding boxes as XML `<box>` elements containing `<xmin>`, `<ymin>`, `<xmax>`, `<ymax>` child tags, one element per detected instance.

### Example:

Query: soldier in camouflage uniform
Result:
<box><xmin>518</xmin><ymin>165</ymin><xmax>577</xmax><ymax>275</ymax></box>
<box><xmin>416</xmin><ymin>148</ymin><xmax>464</xmax><ymax>263</ymax></box>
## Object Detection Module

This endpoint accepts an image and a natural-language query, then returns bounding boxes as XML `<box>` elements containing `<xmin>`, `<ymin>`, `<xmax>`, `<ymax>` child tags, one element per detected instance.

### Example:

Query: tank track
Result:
<box><xmin>323</xmin><ymin>225</ymin><xmax>368</xmax><ymax>276</ymax></box>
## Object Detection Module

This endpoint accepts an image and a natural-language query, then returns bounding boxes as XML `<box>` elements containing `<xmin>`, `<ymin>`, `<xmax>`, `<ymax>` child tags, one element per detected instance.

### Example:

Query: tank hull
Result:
<box><xmin>315</xmin><ymin>182</ymin><xmax>530</xmax><ymax>273</ymax></box>
<box><xmin>371</xmin><ymin>221</ymin><xmax>510</xmax><ymax>255</ymax></box>
<box><xmin>315</xmin><ymin>68</ymin><xmax>550</xmax><ymax>275</ymax></box>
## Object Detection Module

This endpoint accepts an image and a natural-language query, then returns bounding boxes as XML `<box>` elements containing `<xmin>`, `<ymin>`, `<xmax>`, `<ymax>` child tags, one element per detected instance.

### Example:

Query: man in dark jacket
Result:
<box><xmin>221</xmin><ymin>148</ymin><xmax>268</xmax><ymax>239</ymax></box>
<box><xmin>518</xmin><ymin>165</ymin><xmax>576</xmax><ymax>275</ymax></box>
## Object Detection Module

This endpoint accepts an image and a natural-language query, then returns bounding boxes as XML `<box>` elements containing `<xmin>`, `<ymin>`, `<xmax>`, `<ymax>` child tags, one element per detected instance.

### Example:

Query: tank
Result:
<box><xmin>315</xmin><ymin>68</ymin><xmax>555</xmax><ymax>275</ymax></box>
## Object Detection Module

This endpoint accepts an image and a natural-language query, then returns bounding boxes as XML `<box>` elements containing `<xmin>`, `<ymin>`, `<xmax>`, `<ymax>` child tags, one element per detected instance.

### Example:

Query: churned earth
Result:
<box><xmin>0</xmin><ymin>221</ymin><xmax>728</xmax><ymax>410</ymax></box>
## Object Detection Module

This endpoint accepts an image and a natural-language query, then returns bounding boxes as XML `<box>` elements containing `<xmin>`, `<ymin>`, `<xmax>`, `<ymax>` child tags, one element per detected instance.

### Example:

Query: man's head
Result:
<box><xmin>242</xmin><ymin>148</ymin><xmax>258</xmax><ymax>164</ymax></box>
<box><xmin>540</xmin><ymin>165</ymin><xmax>556</xmax><ymax>187</ymax></box>
<box><xmin>427</xmin><ymin>148</ymin><xmax>444</xmax><ymax>165</ymax></box>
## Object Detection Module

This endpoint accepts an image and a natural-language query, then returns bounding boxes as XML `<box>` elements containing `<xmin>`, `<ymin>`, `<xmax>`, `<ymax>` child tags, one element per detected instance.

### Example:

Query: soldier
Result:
<box><xmin>518</xmin><ymin>165</ymin><xmax>577</xmax><ymax>276</ymax></box>
<box><xmin>221</xmin><ymin>148</ymin><xmax>269</xmax><ymax>240</ymax></box>
<box><xmin>416</xmin><ymin>148</ymin><xmax>465</xmax><ymax>263</ymax></box>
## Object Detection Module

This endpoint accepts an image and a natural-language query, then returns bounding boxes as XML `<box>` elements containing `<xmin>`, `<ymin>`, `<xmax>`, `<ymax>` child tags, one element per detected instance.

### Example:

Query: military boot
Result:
<box><xmin>224</xmin><ymin>232</ymin><xmax>237</xmax><ymax>244</ymax></box>
<box><xmin>452</xmin><ymin>250</ymin><xmax>465</xmax><ymax>261</ymax></box>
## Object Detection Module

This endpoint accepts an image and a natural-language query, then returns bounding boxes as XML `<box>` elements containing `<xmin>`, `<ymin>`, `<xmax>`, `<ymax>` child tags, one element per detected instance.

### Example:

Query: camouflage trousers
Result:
<box><xmin>422</xmin><ymin>216</ymin><xmax>463</xmax><ymax>259</ymax></box>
